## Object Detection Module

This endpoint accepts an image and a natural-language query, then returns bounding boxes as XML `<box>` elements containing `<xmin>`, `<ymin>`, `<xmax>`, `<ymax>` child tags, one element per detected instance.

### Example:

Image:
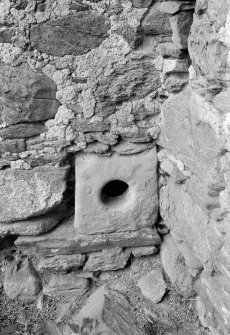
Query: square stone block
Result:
<box><xmin>74</xmin><ymin>148</ymin><xmax>158</xmax><ymax>235</ymax></box>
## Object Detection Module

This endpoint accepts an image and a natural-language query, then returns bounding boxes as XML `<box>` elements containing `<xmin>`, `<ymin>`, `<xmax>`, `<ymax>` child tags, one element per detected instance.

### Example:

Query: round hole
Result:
<box><xmin>100</xmin><ymin>180</ymin><xmax>129</xmax><ymax>205</ymax></box>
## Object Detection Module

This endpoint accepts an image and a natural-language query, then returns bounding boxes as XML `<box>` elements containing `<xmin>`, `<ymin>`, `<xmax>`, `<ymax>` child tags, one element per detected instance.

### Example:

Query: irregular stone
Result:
<box><xmin>164</xmin><ymin>73</ymin><xmax>189</xmax><ymax>93</ymax></box>
<box><xmin>213</xmin><ymin>89</ymin><xmax>230</xmax><ymax>114</ymax></box>
<box><xmin>160</xmin><ymin>235</ymin><xmax>194</xmax><ymax>297</ymax></box>
<box><xmin>158</xmin><ymin>1</ymin><xmax>195</xmax><ymax>14</ymax></box>
<box><xmin>84</xmin><ymin>142</ymin><xmax>109</xmax><ymax>154</ymax></box>
<box><xmin>163</xmin><ymin>58</ymin><xmax>190</xmax><ymax>75</ymax></box>
<box><xmin>111</xmin><ymin>141</ymin><xmax>154</xmax><ymax>155</ymax></box>
<box><xmin>131</xmin><ymin>0</ymin><xmax>152</xmax><ymax>8</ymax></box>
<box><xmin>131</xmin><ymin>246</ymin><xmax>158</xmax><ymax>257</ymax></box>
<box><xmin>15</xmin><ymin>216</ymin><xmax>161</xmax><ymax>256</ymax></box>
<box><xmin>141</xmin><ymin>2</ymin><xmax>172</xmax><ymax>35</ymax></box>
<box><xmin>0</xmin><ymin>165</ymin><xmax>69</xmax><ymax>223</ymax></box>
<box><xmin>0</xmin><ymin>204</ymin><xmax>70</xmax><ymax>236</ymax></box>
<box><xmin>0</xmin><ymin>27</ymin><xmax>12</xmax><ymax>43</ymax></box>
<box><xmin>137</xmin><ymin>269</ymin><xmax>167</xmax><ymax>303</ymax></box>
<box><xmin>0</xmin><ymin>64</ymin><xmax>59</xmax><ymax>125</ymax></box>
<box><xmin>71</xmin><ymin>117</ymin><xmax>110</xmax><ymax>133</ymax></box>
<box><xmin>83</xmin><ymin>248</ymin><xmax>131</xmax><ymax>272</ymax></box>
<box><xmin>170</xmin><ymin>11</ymin><xmax>193</xmax><ymax>49</ymax></box>
<box><xmin>72</xmin><ymin>286</ymin><xmax>144</xmax><ymax>335</ymax></box>
<box><xmin>38</xmin><ymin>254</ymin><xmax>86</xmax><ymax>272</ymax></box>
<box><xmin>0</xmin><ymin>123</ymin><xmax>47</xmax><ymax>139</ymax></box>
<box><xmin>157</xmin><ymin>42</ymin><xmax>188</xmax><ymax>59</ymax></box>
<box><xmin>0</xmin><ymin>139</ymin><xmax>25</xmax><ymax>153</ymax></box>
<box><xmin>144</xmin><ymin>308</ymin><xmax>177</xmax><ymax>334</ymax></box>
<box><xmin>74</xmin><ymin>149</ymin><xmax>158</xmax><ymax>234</ymax></box>
<box><xmin>43</xmin><ymin>273</ymin><xmax>89</xmax><ymax>298</ymax></box>
<box><xmin>4</xmin><ymin>258</ymin><xmax>41</xmax><ymax>303</ymax></box>
<box><xmin>30</xmin><ymin>13</ymin><xmax>110</xmax><ymax>56</ymax></box>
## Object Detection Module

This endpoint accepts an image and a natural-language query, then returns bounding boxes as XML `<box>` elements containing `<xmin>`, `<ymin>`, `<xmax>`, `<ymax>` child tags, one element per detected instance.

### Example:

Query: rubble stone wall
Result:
<box><xmin>1</xmin><ymin>0</ymin><xmax>230</xmax><ymax>333</ymax></box>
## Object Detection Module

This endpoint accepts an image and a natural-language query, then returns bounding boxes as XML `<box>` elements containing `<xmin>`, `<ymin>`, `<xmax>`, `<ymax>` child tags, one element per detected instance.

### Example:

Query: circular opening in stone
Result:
<box><xmin>100</xmin><ymin>180</ymin><xmax>129</xmax><ymax>205</ymax></box>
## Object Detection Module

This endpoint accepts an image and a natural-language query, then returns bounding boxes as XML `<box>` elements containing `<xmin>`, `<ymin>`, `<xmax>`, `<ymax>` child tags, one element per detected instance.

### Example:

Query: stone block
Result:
<box><xmin>0</xmin><ymin>165</ymin><xmax>69</xmax><ymax>222</ymax></box>
<box><xmin>0</xmin><ymin>64</ymin><xmax>59</xmax><ymax>126</ymax></box>
<box><xmin>141</xmin><ymin>2</ymin><xmax>172</xmax><ymax>35</ymax></box>
<box><xmin>131</xmin><ymin>246</ymin><xmax>158</xmax><ymax>257</ymax></box>
<box><xmin>0</xmin><ymin>139</ymin><xmax>25</xmax><ymax>153</ymax></box>
<box><xmin>15</xmin><ymin>216</ymin><xmax>161</xmax><ymax>256</ymax></box>
<box><xmin>170</xmin><ymin>11</ymin><xmax>193</xmax><ymax>49</ymax></box>
<box><xmin>74</xmin><ymin>148</ymin><xmax>158</xmax><ymax>234</ymax></box>
<box><xmin>137</xmin><ymin>269</ymin><xmax>167</xmax><ymax>303</ymax></box>
<box><xmin>0</xmin><ymin>123</ymin><xmax>47</xmax><ymax>139</ymax></box>
<box><xmin>38</xmin><ymin>254</ymin><xmax>86</xmax><ymax>272</ymax></box>
<box><xmin>30</xmin><ymin>13</ymin><xmax>110</xmax><ymax>56</ymax></box>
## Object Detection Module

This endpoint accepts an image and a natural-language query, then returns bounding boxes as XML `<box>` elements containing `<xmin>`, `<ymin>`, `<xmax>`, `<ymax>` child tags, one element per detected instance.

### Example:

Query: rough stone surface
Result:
<box><xmin>141</xmin><ymin>2</ymin><xmax>172</xmax><ymax>35</ymax></box>
<box><xmin>15</xmin><ymin>216</ymin><xmax>161</xmax><ymax>256</ymax></box>
<box><xmin>38</xmin><ymin>254</ymin><xmax>86</xmax><ymax>272</ymax></box>
<box><xmin>170</xmin><ymin>11</ymin><xmax>193</xmax><ymax>49</ymax></box>
<box><xmin>0</xmin><ymin>123</ymin><xmax>47</xmax><ymax>139</ymax></box>
<box><xmin>131</xmin><ymin>246</ymin><xmax>158</xmax><ymax>257</ymax></box>
<box><xmin>160</xmin><ymin>234</ymin><xmax>195</xmax><ymax>297</ymax></box>
<box><xmin>0</xmin><ymin>166</ymin><xmax>69</xmax><ymax>222</ymax></box>
<box><xmin>4</xmin><ymin>258</ymin><xmax>41</xmax><ymax>303</ymax></box>
<box><xmin>72</xmin><ymin>286</ymin><xmax>144</xmax><ymax>335</ymax></box>
<box><xmin>30</xmin><ymin>13</ymin><xmax>110</xmax><ymax>56</ymax></box>
<box><xmin>0</xmin><ymin>64</ymin><xmax>59</xmax><ymax>126</ymax></box>
<box><xmin>43</xmin><ymin>273</ymin><xmax>89</xmax><ymax>298</ymax></box>
<box><xmin>83</xmin><ymin>248</ymin><xmax>131</xmax><ymax>272</ymax></box>
<box><xmin>74</xmin><ymin>149</ymin><xmax>158</xmax><ymax>234</ymax></box>
<box><xmin>137</xmin><ymin>269</ymin><xmax>167</xmax><ymax>303</ymax></box>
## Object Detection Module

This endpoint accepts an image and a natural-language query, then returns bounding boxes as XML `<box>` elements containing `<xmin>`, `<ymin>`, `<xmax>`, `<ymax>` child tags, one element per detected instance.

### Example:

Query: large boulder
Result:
<box><xmin>0</xmin><ymin>166</ymin><xmax>69</xmax><ymax>222</ymax></box>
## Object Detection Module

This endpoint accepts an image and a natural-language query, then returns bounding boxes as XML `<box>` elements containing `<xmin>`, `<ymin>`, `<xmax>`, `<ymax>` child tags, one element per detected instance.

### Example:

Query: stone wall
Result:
<box><xmin>2</xmin><ymin>0</ymin><xmax>230</xmax><ymax>334</ymax></box>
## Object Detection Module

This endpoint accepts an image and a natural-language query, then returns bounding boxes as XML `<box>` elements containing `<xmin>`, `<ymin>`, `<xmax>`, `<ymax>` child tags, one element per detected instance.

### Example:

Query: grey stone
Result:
<box><xmin>0</xmin><ymin>27</ymin><xmax>12</xmax><ymax>43</ymax></box>
<box><xmin>0</xmin><ymin>139</ymin><xmax>25</xmax><ymax>153</ymax></box>
<box><xmin>0</xmin><ymin>204</ymin><xmax>70</xmax><ymax>236</ymax></box>
<box><xmin>30</xmin><ymin>13</ymin><xmax>110</xmax><ymax>56</ymax></box>
<box><xmin>4</xmin><ymin>258</ymin><xmax>41</xmax><ymax>303</ymax></box>
<box><xmin>111</xmin><ymin>141</ymin><xmax>155</xmax><ymax>155</ymax></box>
<box><xmin>0</xmin><ymin>64</ymin><xmax>59</xmax><ymax>125</ymax></box>
<box><xmin>38</xmin><ymin>254</ymin><xmax>86</xmax><ymax>272</ymax></box>
<box><xmin>131</xmin><ymin>0</ymin><xmax>152</xmax><ymax>8</ymax></box>
<box><xmin>71</xmin><ymin>117</ymin><xmax>110</xmax><ymax>133</ymax></box>
<box><xmin>157</xmin><ymin>42</ymin><xmax>188</xmax><ymax>59</ymax></box>
<box><xmin>141</xmin><ymin>3</ymin><xmax>172</xmax><ymax>35</ymax></box>
<box><xmin>72</xmin><ymin>286</ymin><xmax>144</xmax><ymax>335</ymax></box>
<box><xmin>170</xmin><ymin>11</ymin><xmax>193</xmax><ymax>49</ymax></box>
<box><xmin>131</xmin><ymin>246</ymin><xmax>158</xmax><ymax>257</ymax></box>
<box><xmin>0</xmin><ymin>123</ymin><xmax>47</xmax><ymax>139</ymax></box>
<box><xmin>157</xmin><ymin>1</ymin><xmax>195</xmax><ymax>14</ymax></box>
<box><xmin>43</xmin><ymin>272</ymin><xmax>89</xmax><ymax>298</ymax></box>
<box><xmin>74</xmin><ymin>149</ymin><xmax>158</xmax><ymax>234</ymax></box>
<box><xmin>164</xmin><ymin>73</ymin><xmax>189</xmax><ymax>93</ymax></box>
<box><xmin>0</xmin><ymin>165</ymin><xmax>69</xmax><ymax>223</ymax></box>
<box><xmin>137</xmin><ymin>269</ymin><xmax>167</xmax><ymax>303</ymax></box>
<box><xmin>83</xmin><ymin>248</ymin><xmax>131</xmax><ymax>272</ymax></box>
<box><xmin>15</xmin><ymin>216</ymin><xmax>161</xmax><ymax>256</ymax></box>
<box><xmin>160</xmin><ymin>234</ymin><xmax>195</xmax><ymax>297</ymax></box>
<box><xmin>213</xmin><ymin>89</ymin><xmax>230</xmax><ymax>114</ymax></box>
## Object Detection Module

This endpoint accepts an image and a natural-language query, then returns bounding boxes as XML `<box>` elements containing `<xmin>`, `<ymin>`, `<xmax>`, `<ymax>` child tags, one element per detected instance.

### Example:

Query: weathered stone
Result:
<box><xmin>30</xmin><ymin>13</ymin><xmax>110</xmax><ymax>56</ymax></box>
<box><xmin>0</xmin><ymin>64</ymin><xmax>59</xmax><ymax>125</ymax></box>
<box><xmin>4</xmin><ymin>258</ymin><xmax>41</xmax><ymax>303</ymax></box>
<box><xmin>0</xmin><ymin>165</ymin><xmax>69</xmax><ymax>222</ymax></box>
<box><xmin>74</xmin><ymin>149</ymin><xmax>158</xmax><ymax>234</ymax></box>
<box><xmin>131</xmin><ymin>246</ymin><xmax>158</xmax><ymax>257</ymax></box>
<box><xmin>131</xmin><ymin>0</ymin><xmax>152</xmax><ymax>8</ymax></box>
<box><xmin>0</xmin><ymin>123</ymin><xmax>47</xmax><ymax>139</ymax></box>
<box><xmin>157</xmin><ymin>42</ymin><xmax>188</xmax><ymax>59</ymax></box>
<box><xmin>0</xmin><ymin>27</ymin><xmax>12</xmax><ymax>43</ymax></box>
<box><xmin>43</xmin><ymin>273</ymin><xmax>89</xmax><ymax>298</ymax></box>
<box><xmin>141</xmin><ymin>2</ymin><xmax>172</xmax><ymax>35</ymax></box>
<box><xmin>38</xmin><ymin>254</ymin><xmax>86</xmax><ymax>272</ymax></box>
<box><xmin>160</xmin><ymin>235</ymin><xmax>195</xmax><ymax>297</ymax></box>
<box><xmin>137</xmin><ymin>269</ymin><xmax>167</xmax><ymax>303</ymax></box>
<box><xmin>111</xmin><ymin>141</ymin><xmax>154</xmax><ymax>155</ymax></box>
<box><xmin>84</xmin><ymin>142</ymin><xmax>109</xmax><ymax>154</ymax></box>
<box><xmin>164</xmin><ymin>73</ymin><xmax>189</xmax><ymax>93</ymax></box>
<box><xmin>163</xmin><ymin>58</ymin><xmax>190</xmax><ymax>75</ymax></box>
<box><xmin>83</xmin><ymin>248</ymin><xmax>131</xmax><ymax>272</ymax></box>
<box><xmin>0</xmin><ymin>205</ymin><xmax>70</xmax><ymax>236</ymax></box>
<box><xmin>94</xmin><ymin>58</ymin><xmax>161</xmax><ymax>116</ymax></box>
<box><xmin>213</xmin><ymin>89</ymin><xmax>230</xmax><ymax>114</ymax></box>
<box><xmin>72</xmin><ymin>286</ymin><xmax>144</xmax><ymax>335</ymax></box>
<box><xmin>0</xmin><ymin>139</ymin><xmax>25</xmax><ymax>153</ymax></box>
<box><xmin>15</xmin><ymin>216</ymin><xmax>161</xmax><ymax>256</ymax></box>
<box><xmin>170</xmin><ymin>11</ymin><xmax>193</xmax><ymax>49</ymax></box>
<box><xmin>71</xmin><ymin>117</ymin><xmax>110</xmax><ymax>133</ymax></box>
<box><xmin>157</xmin><ymin>1</ymin><xmax>195</xmax><ymax>14</ymax></box>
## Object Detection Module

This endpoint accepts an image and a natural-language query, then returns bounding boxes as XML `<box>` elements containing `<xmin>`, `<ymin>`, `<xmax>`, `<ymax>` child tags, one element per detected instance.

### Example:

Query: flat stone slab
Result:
<box><xmin>138</xmin><ymin>269</ymin><xmax>167</xmax><ymax>303</ymax></box>
<box><xmin>74</xmin><ymin>149</ymin><xmax>158</xmax><ymax>234</ymax></box>
<box><xmin>15</xmin><ymin>216</ymin><xmax>161</xmax><ymax>256</ymax></box>
<box><xmin>38</xmin><ymin>254</ymin><xmax>86</xmax><ymax>272</ymax></box>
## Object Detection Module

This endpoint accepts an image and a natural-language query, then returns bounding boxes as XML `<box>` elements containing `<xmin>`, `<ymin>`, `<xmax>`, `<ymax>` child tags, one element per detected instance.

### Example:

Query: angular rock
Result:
<box><xmin>4</xmin><ymin>258</ymin><xmax>41</xmax><ymax>303</ymax></box>
<box><xmin>157</xmin><ymin>42</ymin><xmax>188</xmax><ymax>59</ymax></box>
<box><xmin>158</xmin><ymin>1</ymin><xmax>195</xmax><ymax>14</ymax></box>
<box><xmin>131</xmin><ymin>246</ymin><xmax>158</xmax><ymax>257</ymax></box>
<box><xmin>15</xmin><ymin>216</ymin><xmax>161</xmax><ymax>256</ymax></box>
<box><xmin>43</xmin><ymin>273</ymin><xmax>89</xmax><ymax>298</ymax></box>
<box><xmin>0</xmin><ymin>139</ymin><xmax>25</xmax><ymax>153</ymax></box>
<box><xmin>30</xmin><ymin>13</ymin><xmax>110</xmax><ymax>56</ymax></box>
<box><xmin>71</xmin><ymin>117</ymin><xmax>110</xmax><ymax>133</ymax></box>
<box><xmin>83</xmin><ymin>248</ymin><xmax>131</xmax><ymax>272</ymax></box>
<box><xmin>160</xmin><ymin>234</ymin><xmax>194</xmax><ymax>297</ymax></box>
<box><xmin>141</xmin><ymin>2</ymin><xmax>172</xmax><ymax>35</ymax></box>
<box><xmin>0</xmin><ymin>205</ymin><xmax>70</xmax><ymax>236</ymax></box>
<box><xmin>38</xmin><ymin>254</ymin><xmax>86</xmax><ymax>272</ymax></box>
<box><xmin>72</xmin><ymin>286</ymin><xmax>144</xmax><ymax>335</ymax></box>
<box><xmin>213</xmin><ymin>89</ymin><xmax>230</xmax><ymax>114</ymax></box>
<box><xmin>164</xmin><ymin>73</ymin><xmax>189</xmax><ymax>93</ymax></box>
<box><xmin>111</xmin><ymin>141</ymin><xmax>155</xmax><ymax>155</ymax></box>
<box><xmin>163</xmin><ymin>58</ymin><xmax>190</xmax><ymax>75</ymax></box>
<box><xmin>0</xmin><ymin>64</ymin><xmax>59</xmax><ymax>126</ymax></box>
<box><xmin>0</xmin><ymin>123</ymin><xmax>47</xmax><ymax>139</ymax></box>
<box><xmin>131</xmin><ymin>0</ymin><xmax>152</xmax><ymax>8</ymax></box>
<box><xmin>170</xmin><ymin>11</ymin><xmax>193</xmax><ymax>49</ymax></box>
<box><xmin>137</xmin><ymin>269</ymin><xmax>167</xmax><ymax>303</ymax></box>
<box><xmin>0</xmin><ymin>165</ymin><xmax>69</xmax><ymax>223</ymax></box>
<box><xmin>0</xmin><ymin>27</ymin><xmax>12</xmax><ymax>43</ymax></box>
